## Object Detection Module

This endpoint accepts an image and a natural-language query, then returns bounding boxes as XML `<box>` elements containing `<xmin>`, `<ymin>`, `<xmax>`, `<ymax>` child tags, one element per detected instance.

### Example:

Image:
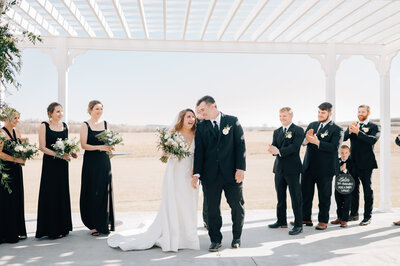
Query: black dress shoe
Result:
<box><xmin>268</xmin><ymin>222</ymin><xmax>288</xmax><ymax>228</ymax></box>
<box><xmin>359</xmin><ymin>218</ymin><xmax>371</xmax><ymax>226</ymax></box>
<box><xmin>231</xmin><ymin>239</ymin><xmax>241</xmax><ymax>249</ymax></box>
<box><xmin>349</xmin><ymin>215</ymin><xmax>359</xmax><ymax>221</ymax></box>
<box><xmin>208</xmin><ymin>242</ymin><xmax>222</xmax><ymax>252</ymax></box>
<box><xmin>289</xmin><ymin>227</ymin><xmax>303</xmax><ymax>235</ymax></box>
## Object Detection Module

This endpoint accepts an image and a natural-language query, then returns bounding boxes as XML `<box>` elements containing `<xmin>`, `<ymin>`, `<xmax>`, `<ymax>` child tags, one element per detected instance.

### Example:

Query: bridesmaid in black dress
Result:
<box><xmin>36</xmin><ymin>102</ymin><xmax>74</xmax><ymax>239</ymax></box>
<box><xmin>80</xmin><ymin>100</ymin><xmax>114</xmax><ymax>236</ymax></box>
<box><xmin>0</xmin><ymin>108</ymin><xmax>27</xmax><ymax>244</ymax></box>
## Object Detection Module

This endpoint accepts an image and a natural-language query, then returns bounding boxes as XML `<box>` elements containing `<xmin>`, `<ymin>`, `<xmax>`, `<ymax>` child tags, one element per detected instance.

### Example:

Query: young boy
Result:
<box><xmin>331</xmin><ymin>145</ymin><xmax>354</xmax><ymax>227</ymax></box>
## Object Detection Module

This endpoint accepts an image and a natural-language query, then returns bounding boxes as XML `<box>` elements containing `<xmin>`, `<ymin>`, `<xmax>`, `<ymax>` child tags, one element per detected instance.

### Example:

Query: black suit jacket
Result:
<box><xmin>194</xmin><ymin>113</ymin><xmax>246</xmax><ymax>185</ymax></box>
<box><xmin>272</xmin><ymin>124</ymin><xmax>304</xmax><ymax>175</ymax></box>
<box><xmin>396</xmin><ymin>134</ymin><xmax>400</xmax><ymax>147</ymax></box>
<box><xmin>303</xmin><ymin>121</ymin><xmax>343</xmax><ymax>176</ymax></box>
<box><xmin>343</xmin><ymin>122</ymin><xmax>380</xmax><ymax>170</ymax></box>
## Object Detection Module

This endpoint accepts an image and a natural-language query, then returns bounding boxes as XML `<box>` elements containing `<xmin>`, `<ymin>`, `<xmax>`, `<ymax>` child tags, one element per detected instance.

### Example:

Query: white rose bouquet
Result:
<box><xmin>10</xmin><ymin>140</ymin><xmax>39</xmax><ymax>160</ymax></box>
<box><xmin>51</xmin><ymin>138</ymin><xmax>80</xmax><ymax>161</ymax></box>
<box><xmin>96</xmin><ymin>130</ymin><xmax>123</xmax><ymax>147</ymax></box>
<box><xmin>156</xmin><ymin>128</ymin><xmax>191</xmax><ymax>163</ymax></box>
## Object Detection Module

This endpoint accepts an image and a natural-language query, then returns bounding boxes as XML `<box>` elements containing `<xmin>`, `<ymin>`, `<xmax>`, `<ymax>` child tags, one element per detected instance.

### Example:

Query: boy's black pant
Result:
<box><xmin>335</xmin><ymin>190</ymin><xmax>352</xmax><ymax>221</ymax></box>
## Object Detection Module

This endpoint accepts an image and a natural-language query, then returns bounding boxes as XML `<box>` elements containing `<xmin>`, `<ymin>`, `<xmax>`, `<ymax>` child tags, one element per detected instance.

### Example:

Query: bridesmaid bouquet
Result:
<box><xmin>51</xmin><ymin>138</ymin><xmax>80</xmax><ymax>160</ymax></box>
<box><xmin>156</xmin><ymin>128</ymin><xmax>191</xmax><ymax>163</ymax></box>
<box><xmin>10</xmin><ymin>140</ymin><xmax>39</xmax><ymax>160</ymax></box>
<box><xmin>96</xmin><ymin>130</ymin><xmax>123</xmax><ymax>147</ymax></box>
<box><xmin>0</xmin><ymin>161</ymin><xmax>11</xmax><ymax>194</ymax></box>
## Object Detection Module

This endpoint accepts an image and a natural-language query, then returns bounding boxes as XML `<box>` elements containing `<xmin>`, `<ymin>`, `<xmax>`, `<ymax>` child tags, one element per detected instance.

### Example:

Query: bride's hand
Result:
<box><xmin>191</xmin><ymin>176</ymin><xmax>199</xmax><ymax>189</ymax></box>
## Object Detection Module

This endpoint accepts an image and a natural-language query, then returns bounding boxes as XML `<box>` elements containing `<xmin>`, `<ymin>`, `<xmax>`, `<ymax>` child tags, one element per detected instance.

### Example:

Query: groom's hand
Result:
<box><xmin>235</xmin><ymin>169</ymin><xmax>244</xmax><ymax>184</ymax></box>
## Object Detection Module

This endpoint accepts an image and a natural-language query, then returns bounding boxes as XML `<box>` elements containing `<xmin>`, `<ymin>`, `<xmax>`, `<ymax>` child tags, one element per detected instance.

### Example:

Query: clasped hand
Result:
<box><xmin>349</xmin><ymin>123</ymin><xmax>359</xmax><ymax>135</ymax></box>
<box><xmin>305</xmin><ymin>129</ymin><xmax>320</xmax><ymax>146</ymax></box>
<box><xmin>267</xmin><ymin>144</ymin><xmax>279</xmax><ymax>155</ymax></box>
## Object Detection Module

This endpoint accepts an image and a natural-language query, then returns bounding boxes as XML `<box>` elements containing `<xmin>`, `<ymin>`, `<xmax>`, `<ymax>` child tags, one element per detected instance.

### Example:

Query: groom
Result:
<box><xmin>193</xmin><ymin>96</ymin><xmax>246</xmax><ymax>252</ymax></box>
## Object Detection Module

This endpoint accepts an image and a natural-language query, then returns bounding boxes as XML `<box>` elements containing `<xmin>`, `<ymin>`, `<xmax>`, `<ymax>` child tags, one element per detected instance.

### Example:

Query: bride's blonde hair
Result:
<box><xmin>173</xmin><ymin>109</ymin><xmax>196</xmax><ymax>133</ymax></box>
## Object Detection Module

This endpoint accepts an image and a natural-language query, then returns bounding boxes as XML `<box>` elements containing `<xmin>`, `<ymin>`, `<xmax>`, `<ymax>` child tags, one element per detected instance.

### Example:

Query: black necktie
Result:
<box><xmin>283</xmin><ymin>127</ymin><xmax>287</xmax><ymax>134</ymax></box>
<box><xmin>213</xmin><ymin>121</ymin><xmax>219</xmax><ymax>135</ymax></box>
<box><xmin>359</xmin><ymin>123</ymin><xmax>364</xmax><ymax>128</ymax></box>
<box><xmin>316</xmin><ymin>123</ymin><xmax>323</xmax><ymax>135</ymax></box>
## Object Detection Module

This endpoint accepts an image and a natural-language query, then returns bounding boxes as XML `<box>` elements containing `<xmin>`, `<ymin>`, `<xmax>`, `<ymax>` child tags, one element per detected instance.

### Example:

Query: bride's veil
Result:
<box><xmin>169</xmin><ymin>112</ymin><xmax>180</xmax><ymax>131</ymax></box>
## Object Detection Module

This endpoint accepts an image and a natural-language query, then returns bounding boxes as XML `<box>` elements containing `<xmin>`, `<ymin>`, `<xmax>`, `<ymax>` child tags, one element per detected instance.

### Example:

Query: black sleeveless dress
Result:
<box><xmin>0</xmin><ymin>127</ymin><xmax>26</xmax><ymax>244</ymax></box>
<box><xmin>80</xmin><ymin>121</ymin><xmax>114</xmax><ymax>234</ymax></box>
<box><xmin>35</xmin><ymin>122</ymin><xmax>72</xmax><ymax>238</ymax></box>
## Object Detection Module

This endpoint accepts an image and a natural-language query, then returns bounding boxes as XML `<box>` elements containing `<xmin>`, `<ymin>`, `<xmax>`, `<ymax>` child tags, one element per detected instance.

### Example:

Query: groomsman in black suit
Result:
<box><xmin>267</xmin><ymin>107</ymin><xmax>304</xmax><ymax>235</ymax></box>
<box><xmin>193</xmin><ymin>96</ymin><xmax>246</xmax><ymax>252</ymax></box>
<box><xmin>394</xmin><ymin>134</ymin><xmax>400</xmax><ymax>226</ymax></box>
<box><xmin>302</xmin><ymin>102</ymin><xmax>343</xmax><ymax>230</ymax></box>
<box><xmin>195</xmin><ymin>105</ymin><xmax>208</xmax><ymax>230</ymax></box>
<box><xmin>344</xmin><ymin>105</ymin><xmax>380</xmax><ymax>226</ymax></box>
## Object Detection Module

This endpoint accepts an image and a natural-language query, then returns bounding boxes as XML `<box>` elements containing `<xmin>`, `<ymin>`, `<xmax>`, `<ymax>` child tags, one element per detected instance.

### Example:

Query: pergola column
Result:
<box><xmin>365</xmin><ymin>52</ymin><xmax>397</xmax><ymax>212</ymax></box>
<box><xmin>326</xmin><ymin>43</ymin><xmax>336</xmax><ymax>118</ymax></box>
<box><xmin>56</xmin><ymin>37</ymin><xmax>69</xmax><ymax>123</ymax></box>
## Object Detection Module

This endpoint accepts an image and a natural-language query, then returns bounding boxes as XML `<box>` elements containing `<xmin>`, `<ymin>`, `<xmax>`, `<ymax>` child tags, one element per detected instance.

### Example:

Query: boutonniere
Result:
<box><xmin>222</xmin><ymin>125</ymin><xmax>232</xmax><ymax>135</ymax></box>
<box><xmin>362</xmin><ymin>127</ymin><xmax>369</xmax><ymax>133</ymax></box>
<box><xmin>285</xmin><ymin>131</ymin><xmax>292</xmax><ymax>139</ymax></box>
<box><xmin>320</xmin><ymin>131</ymin><xmax>329</xmax><ymax>138</ymax></box>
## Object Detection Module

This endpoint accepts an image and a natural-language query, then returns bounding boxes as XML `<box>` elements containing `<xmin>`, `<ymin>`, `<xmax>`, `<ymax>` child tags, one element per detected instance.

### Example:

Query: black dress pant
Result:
<box><xmin>274</xmin><ymin>173</ymin><xmax>302</xmax><ymax>227</ymax></box>
<box><xmin>302</xmin><ymin>170</ymin><xmax>333</xmax><ymax>223</ymax></box>
<box><xmin>350</xmin><ymin>168</ymin><xmax>374</xmax><ymax>220</ymax></box>
<box><xmin>201</xmin><ymin>181</ymin><xmax>208</xmax><ymax>227</ymax></box>
<box><xmin>204</xmin><ymin>174</ymin><xmax>245</xmax><ymax>243</ymax></box>
<box><xmin>335</xmin><ymin>190</ymin><xmax>351</xmax><ymax>221</ymax></box>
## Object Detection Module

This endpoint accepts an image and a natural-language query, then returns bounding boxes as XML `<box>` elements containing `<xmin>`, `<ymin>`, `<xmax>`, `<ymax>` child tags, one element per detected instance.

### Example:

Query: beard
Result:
<box><xmin>318</xmin><ymin>115</ymin><xmax>330</xmax><ymax>123</ymax></box>
<box><xmin>358</xmin><ymin>115</ymin><xmax>368</xmax><ymax>122</ymax></box>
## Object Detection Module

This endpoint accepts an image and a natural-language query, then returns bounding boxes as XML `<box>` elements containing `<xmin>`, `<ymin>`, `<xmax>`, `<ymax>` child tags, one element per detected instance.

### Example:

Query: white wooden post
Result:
<box><xmin>326</xmin><ymin>43</ymin><xmax>336</xmax><ymax>120</ymax></box>
<box><xmin>56</xmin><ymin>37</ymin><xmax>69</xmax><ymax>123</ymax></box>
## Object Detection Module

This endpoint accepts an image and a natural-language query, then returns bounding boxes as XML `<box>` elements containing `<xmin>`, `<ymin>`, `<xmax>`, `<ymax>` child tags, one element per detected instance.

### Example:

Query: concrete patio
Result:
<box><xmin>1</xmin><ymin>209</ymin><xmax>400</xmax><ymax>265</ymax></box>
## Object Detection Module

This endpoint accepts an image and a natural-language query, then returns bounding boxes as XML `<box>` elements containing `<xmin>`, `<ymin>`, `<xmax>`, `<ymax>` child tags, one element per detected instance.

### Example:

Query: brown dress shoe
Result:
<box><xmin>393</xmin><ymin>221</ymin><xmax>400</xmax><ymax>226</ymax></box>
<box><xmin>330</xmin><ymin>219</ymin><xmax>341</xmax><ymax>224</ymax></box>
<box><xmin>315</xmin><ymin>222</ymin><xmax>328</xmax><ymax>230</ymax></box>
<box><xmin>340</xmin><ymin>221</ymin><xmax>348</xmax><ymax>228</ymax></box>
<box><xmin>290</xmin><ymin>221</ymin><xmax>313</xmax><ymax>226</ymax></box>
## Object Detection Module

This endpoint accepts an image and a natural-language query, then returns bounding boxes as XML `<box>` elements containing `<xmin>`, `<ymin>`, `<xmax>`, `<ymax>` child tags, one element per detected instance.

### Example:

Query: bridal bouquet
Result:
<box><xmin>0</xmin><ymin>160</ymin><xmax>11</xmax><ymax>194</ymax></box>
<box><xmin>96</xmin><ymin>130</ymin><xmax>123</xmax><ymax>147</ymax></box>
<box><xmin>156</xmin><ymin>128</ymin><xmax>191</xmax><ymax>163</ymax></box>
<box><xmin>9</xmin><ymin>140</ymin><xmax>39</xmax><ymax>160</ymax></box>
<box><xmin>51</xmin><ymin>138</ymin><xmax>80</xmax><ymax>160</ymax></box>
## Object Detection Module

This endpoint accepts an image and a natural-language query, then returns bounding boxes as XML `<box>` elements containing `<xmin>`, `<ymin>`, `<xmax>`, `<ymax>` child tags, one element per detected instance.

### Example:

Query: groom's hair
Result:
<box><xmin>196</xmin><ymin>96</ymin><xmax>217</xmax><ymax>108</ymax></box>
<box><xmin>318</xmin><ymin>102</ymin><xmax>333</xmax><ymax>112</ymax></box>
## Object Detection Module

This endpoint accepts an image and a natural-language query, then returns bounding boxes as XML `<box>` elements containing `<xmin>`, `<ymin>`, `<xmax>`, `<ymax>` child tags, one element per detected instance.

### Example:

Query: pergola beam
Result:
<box><xmin>251</xmin><ymin>0</ymin><xmax>295</xmax><ymax>41</ymax></box>
<box><xmin>18</xmin><ymin>0</ymin><xmax>59</xmax><ymax>36</ymax></box>
<box><xmin>234</xmin><ymin>0</ymin><xmax>269</xmax><ymax>41</ymax></box>
<box><xmin>283</xmin><ymin>0</ymin><xmax>345</xmax><ymax>42</ymax></box>
<box><xmin>316</xmin><ymin>1</ymin><xmax>391</xmax><ymax>43</ymax></box>
<box><xmin>86</xmin><ymin>0</ymin><xmax>114</xmax><ymax>38</ymax></box>
<box><xmin>200</xmin><ymin>0</ymin><xmax>217</xmax><ymax>40</ymax></box>
<box><xmin>36</xmin><ymin>0</ymin><xmax>78</xmax><ymax>37</ymax></box>
<box><xmin>217</xmin><ymin>0</ymin><xmax>242</xmax><ymax>41</ymax></box>
<box><xmin>266</xmin><ymin>0</ymin><xmax>319</xmax><ymax>42</ymax></box>
<box><xmin>299</xmin><ymin>0</ymin><xmax>369</xmax><ymax>42</ymax></box>
<box><xmin>112</xmin><ymin>0</ymin><xmax>131</xmax><ymax>38</ymax></box>
<box><xmin>61</xmin><ymin>0</ymin><xmax>96</xmax><ymax>37</ymax></box>
<box><xmin>182</xmin><ymin>0</ymin><xmax>192</xmax><ymax>40</ymax></box>
<box><xmin>137</xmin><ymin>0</ymin><xmax>149</xmax><ymax>39</ymax></box>
<box><xmin>333</xmin><ymin>2</ymin><xmax>400</xmax><ymax>43</ymax></box>
<box><xmin>18</xmin><ymin>36</ymin><xmax>383</xmax><ymax>56</ymax></box>
<box><xmin>6</xmin><ymin>8</ymin><xmax>41</xmax><ymax>35</ymax></box>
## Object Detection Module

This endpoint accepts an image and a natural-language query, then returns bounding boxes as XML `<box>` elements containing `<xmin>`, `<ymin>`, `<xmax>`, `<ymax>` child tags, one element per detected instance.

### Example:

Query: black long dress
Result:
<box><xmin>0</xmin><ymin>127</ymin><xmax>26</xmax><ymax>244</ymax></box>
<box><xmin>35</xmin><ymin>122</ymin><xmax>72</xmax><ymax>238</ymax></box>
<box><xmin>80</xmin><ymin>121</ymin><xmax>114</xmax><ymax>234</ymax></box>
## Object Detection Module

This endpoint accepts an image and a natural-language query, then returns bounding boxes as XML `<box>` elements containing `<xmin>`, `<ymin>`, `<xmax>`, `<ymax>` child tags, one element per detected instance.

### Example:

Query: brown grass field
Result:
<box><xmin>18</xmin><ymin>131</ymin><xmax>400</xmax><ymax>214</ymax></box>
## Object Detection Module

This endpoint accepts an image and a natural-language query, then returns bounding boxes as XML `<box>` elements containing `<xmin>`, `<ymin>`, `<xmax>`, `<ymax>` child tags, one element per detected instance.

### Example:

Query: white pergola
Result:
<box><xmin>3</xmin><ymin>0</ymin><xmax>400</xmax><ymax>212</ymax></box>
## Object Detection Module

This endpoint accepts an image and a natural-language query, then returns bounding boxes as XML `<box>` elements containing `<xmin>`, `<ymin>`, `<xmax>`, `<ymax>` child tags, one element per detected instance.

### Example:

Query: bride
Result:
<box><xmin>107</xmin><ymin>109</ymin><xmax>200</xmax><ymax>252</ymax></box>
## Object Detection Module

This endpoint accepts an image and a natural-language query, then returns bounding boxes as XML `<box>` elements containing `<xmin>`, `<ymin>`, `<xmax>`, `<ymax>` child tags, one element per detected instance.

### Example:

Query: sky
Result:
<box><xmin>6</xmin><ymin>48</ymin><xmax>400</xmax><ymax>127</ymax></box>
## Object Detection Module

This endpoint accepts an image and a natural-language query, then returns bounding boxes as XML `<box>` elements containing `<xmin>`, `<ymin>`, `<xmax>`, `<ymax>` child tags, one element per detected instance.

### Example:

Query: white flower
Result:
<box><xmin>362</xmin><ymin>127</ymin><xmax>369</xmax><ymax>133</ymax></box>
<box><xmin>320</xmin><ymin>131</ymin><xmax>329</xmax><ymax>138</ymax></box>
<box><xmin>285</xmin><ymin>131</ymin><xmax>293</xmax><ymax>139</ymax></box>
<box><xmin>223</xmin><ymin>125</ymin><xmax>232</xmax><ymax>135</ymax></box>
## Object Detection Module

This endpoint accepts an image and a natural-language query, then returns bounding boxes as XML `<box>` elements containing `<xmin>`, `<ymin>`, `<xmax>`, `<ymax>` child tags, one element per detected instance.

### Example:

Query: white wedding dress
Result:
<box><xmin>107</xmin><ymin>141</ymin><xmax>199</xmax><ymax>252</ymax></box>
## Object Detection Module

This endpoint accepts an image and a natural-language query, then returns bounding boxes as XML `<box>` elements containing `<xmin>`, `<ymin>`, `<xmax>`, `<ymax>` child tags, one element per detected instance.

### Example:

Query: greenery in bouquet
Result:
<box><xmin>156</xmin><ymin>128</ymin><xmax>191</xmax><ymax>163</ymax></box>
<box><xmin>96</xmin><ymin>130</ymin><xmax>123</xmax><ymax>146</ymax></box>
<box><xmin>0</xmin><ymin>160</ymin><xmax>11</xmax><ymax>194</ymax></box>
<box><xmin>51</xmin><ymin>138</ymin><xmax>80</xmax><ymax>161</ymax></box>
<box><xmin>9</xmin><ymin>140</ymin><xmax>39</xmax><ymax>160</ymax></box>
